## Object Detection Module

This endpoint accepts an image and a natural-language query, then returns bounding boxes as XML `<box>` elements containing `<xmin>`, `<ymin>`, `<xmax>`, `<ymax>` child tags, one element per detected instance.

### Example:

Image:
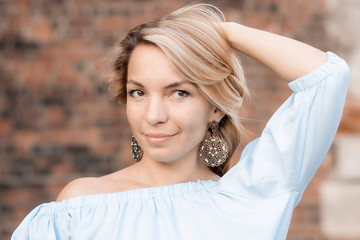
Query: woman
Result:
<box><xmin>12</xmin><ymin>3</ymin><xmax>349</xmax><ymax>239</ymax></box>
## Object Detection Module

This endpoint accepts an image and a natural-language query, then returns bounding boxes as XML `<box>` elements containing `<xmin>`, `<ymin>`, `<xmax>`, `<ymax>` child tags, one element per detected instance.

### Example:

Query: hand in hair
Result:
<box><xmin>221</xmin><ymin>22</ymin><xmax>328</xmax><ymax>81</ymax></box>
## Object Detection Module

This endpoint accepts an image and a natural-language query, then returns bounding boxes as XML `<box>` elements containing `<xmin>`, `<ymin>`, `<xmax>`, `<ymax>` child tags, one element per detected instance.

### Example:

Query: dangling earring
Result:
<box><xmin>131</xmin><ymin>135</ymin><xmax>143</xmax><ymax>162</ymax></box>
<box><xmin>199</xmin><ymin>121</ymin><xmax>229</xmax><ymax>167</ymax></box>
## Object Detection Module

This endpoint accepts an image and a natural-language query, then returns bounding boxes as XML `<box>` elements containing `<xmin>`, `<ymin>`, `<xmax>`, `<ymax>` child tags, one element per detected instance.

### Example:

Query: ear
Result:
<box><xmin>211</xmin><ymin>108</ymin><xmax>225</xmax><ymax>123</ymax></box>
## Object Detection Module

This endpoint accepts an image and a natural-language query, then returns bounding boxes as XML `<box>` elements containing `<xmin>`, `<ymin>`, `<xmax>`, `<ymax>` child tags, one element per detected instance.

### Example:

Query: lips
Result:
<box><xmin>144</xmin><ymin>133</ymin><xmax>177</xmax><ymax>144</ymax></box>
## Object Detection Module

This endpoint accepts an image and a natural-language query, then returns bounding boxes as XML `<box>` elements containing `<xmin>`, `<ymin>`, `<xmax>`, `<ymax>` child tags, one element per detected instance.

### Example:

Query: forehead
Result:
<box><xmin>127</xmin><ymin>44</ymin><xmax>185</xmax><ymax>84</ymax></box>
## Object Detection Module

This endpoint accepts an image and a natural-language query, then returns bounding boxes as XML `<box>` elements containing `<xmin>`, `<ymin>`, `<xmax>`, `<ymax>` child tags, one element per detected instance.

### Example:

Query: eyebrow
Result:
<box><xmin>127</xmin><ymin>79</ymin><xmax>195</xmax><ymax>89</ymax></box>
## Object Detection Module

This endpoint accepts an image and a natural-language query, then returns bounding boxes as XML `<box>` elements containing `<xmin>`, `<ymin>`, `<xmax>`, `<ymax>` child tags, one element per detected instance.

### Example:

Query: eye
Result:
<box><xmin>172</xmin><ymin>90</ymin><xmax>189</xmax><ymax>99</ymax></box>
<box><xmin>128</xmin><ymin>90</ymin><xmax>145</xmax><ymax>98</ymax></box>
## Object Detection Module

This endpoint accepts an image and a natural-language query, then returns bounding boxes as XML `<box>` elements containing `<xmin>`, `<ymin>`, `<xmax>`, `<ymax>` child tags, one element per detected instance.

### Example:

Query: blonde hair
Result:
<box><xmin>110</xmin><ymin>3</ymin><xmax>248</xmax><ymax>176</ymax></box>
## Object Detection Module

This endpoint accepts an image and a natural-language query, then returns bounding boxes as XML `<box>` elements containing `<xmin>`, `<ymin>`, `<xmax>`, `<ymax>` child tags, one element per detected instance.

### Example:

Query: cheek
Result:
<box><xmin>126</xmin><ymin>103</ymin><xmax>141</xmax><ymax>129</ymax></box>
<box><xmin>176</xmin><ymin>102</ymin><xmax>213</xmax><ymax>134</ymax></box>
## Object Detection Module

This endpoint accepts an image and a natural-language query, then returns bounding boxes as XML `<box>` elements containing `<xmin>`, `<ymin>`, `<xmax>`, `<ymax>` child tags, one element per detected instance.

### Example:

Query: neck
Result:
<box><xmin>133</xmin><ymin>152</ymin><xmax>220</xmax><ymax>187</ymax></box>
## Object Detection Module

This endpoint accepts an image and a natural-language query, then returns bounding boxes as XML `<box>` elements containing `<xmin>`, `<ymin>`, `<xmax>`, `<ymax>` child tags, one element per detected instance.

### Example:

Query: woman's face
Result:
<box><xmin>126</xmin><ymin>44</ymin><xmax>222</xmax><ymax>164</ymax></box>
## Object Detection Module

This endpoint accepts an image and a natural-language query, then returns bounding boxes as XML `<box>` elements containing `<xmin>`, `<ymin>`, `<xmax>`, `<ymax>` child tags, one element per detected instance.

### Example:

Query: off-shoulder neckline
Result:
<box><xmin>51</xmin><ymin>179</ymin><xmax>218</xmax><ymax>210</ymax></box>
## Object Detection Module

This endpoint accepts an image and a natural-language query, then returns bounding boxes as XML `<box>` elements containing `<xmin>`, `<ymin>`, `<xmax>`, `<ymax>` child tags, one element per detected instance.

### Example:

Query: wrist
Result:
<box><xmin>221</xmin><ymin>22</ymin><xmax>247</xmax><ymax>50</ymax></box>
<box><xmin>221</xmin><ymin>22</ymin><xmax>236</xmax><ymax>44</ymax></box>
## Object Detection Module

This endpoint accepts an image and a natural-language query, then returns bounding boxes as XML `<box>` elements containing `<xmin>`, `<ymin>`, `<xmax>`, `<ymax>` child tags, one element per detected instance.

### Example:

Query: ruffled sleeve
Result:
<box><xmin>11</xmin><ymin>202</ymin><xmax>71</xmax><ymax>240</ymax></box>
<box><xmin>218</xmin><ymin>52</ymin><xmax>350</xmax><ymax>205</ymax></box>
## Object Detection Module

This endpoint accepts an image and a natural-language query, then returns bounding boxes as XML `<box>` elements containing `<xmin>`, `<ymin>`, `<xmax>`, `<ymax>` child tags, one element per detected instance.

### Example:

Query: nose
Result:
<box><xmin>145</xmin><ymin>96</ymin><xmax>168</xmax><ymax>125</ymax></box>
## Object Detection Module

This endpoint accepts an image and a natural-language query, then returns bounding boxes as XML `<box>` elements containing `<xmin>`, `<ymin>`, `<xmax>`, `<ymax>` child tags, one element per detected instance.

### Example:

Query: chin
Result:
<box><xmin>146</xmin><ymin>154</ymin><xmax>178</xmax><ymax>163</ymax></box>
<box><xmin>141</xmin><ymin>144</ymin><xmax>198</xmax><ymax>164</ymax></box>
<box><xmin>143</xmin><ymin>149</ymin><xmax>186</xmax><ymax>164</ymax></box>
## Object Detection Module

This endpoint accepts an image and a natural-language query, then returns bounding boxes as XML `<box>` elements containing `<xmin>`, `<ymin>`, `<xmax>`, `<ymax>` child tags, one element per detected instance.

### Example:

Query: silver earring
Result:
<box><xmin>199</xmin><ymin>121</ymin><xmax>229</xmax><ymax>167</ymax></box>
<box><xmin>131</xmin><ymin>136</ymin><xmax>143</xmax><ymax>162</ymax></box>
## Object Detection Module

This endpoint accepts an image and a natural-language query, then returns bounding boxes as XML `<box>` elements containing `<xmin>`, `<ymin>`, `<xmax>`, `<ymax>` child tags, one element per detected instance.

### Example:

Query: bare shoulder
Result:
<box><xmin>56</xmin><ymin>166</ymin><xmax>140</xmax><ymax>202</ymax></box>
<box><xmin>56</xmin><ymin>177</ymin><xmax>103</xmax><ymax>202</ymax></box>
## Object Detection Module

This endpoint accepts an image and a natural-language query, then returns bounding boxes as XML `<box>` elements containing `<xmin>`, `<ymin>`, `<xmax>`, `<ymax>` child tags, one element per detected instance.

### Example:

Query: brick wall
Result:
<box><xmin>1</xmin><ymin>0</ymin><xmax>358</xmax><ymax>239</ymax></box>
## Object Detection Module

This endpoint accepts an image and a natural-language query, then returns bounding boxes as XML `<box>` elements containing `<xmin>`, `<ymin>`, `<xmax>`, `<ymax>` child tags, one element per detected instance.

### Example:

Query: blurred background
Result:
<box><xmin>0</xmin><ymin>0</ymin><xmax>359</xmax><ymax>239</ymax></box>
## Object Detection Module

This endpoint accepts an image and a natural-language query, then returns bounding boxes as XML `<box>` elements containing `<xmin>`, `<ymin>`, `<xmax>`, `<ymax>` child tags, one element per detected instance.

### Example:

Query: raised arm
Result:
<box><xmin>222</xmin><ymin>22</ymin><xmax>328</xmax><ymax>81</ymax></box>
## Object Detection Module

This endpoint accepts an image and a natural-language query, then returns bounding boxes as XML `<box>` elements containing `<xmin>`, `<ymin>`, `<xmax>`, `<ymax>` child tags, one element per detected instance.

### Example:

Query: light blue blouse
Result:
<box><xmin>12</xmin><ymin>52</ymin><xmax>349</xmax><ymax>240</ymax></box>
